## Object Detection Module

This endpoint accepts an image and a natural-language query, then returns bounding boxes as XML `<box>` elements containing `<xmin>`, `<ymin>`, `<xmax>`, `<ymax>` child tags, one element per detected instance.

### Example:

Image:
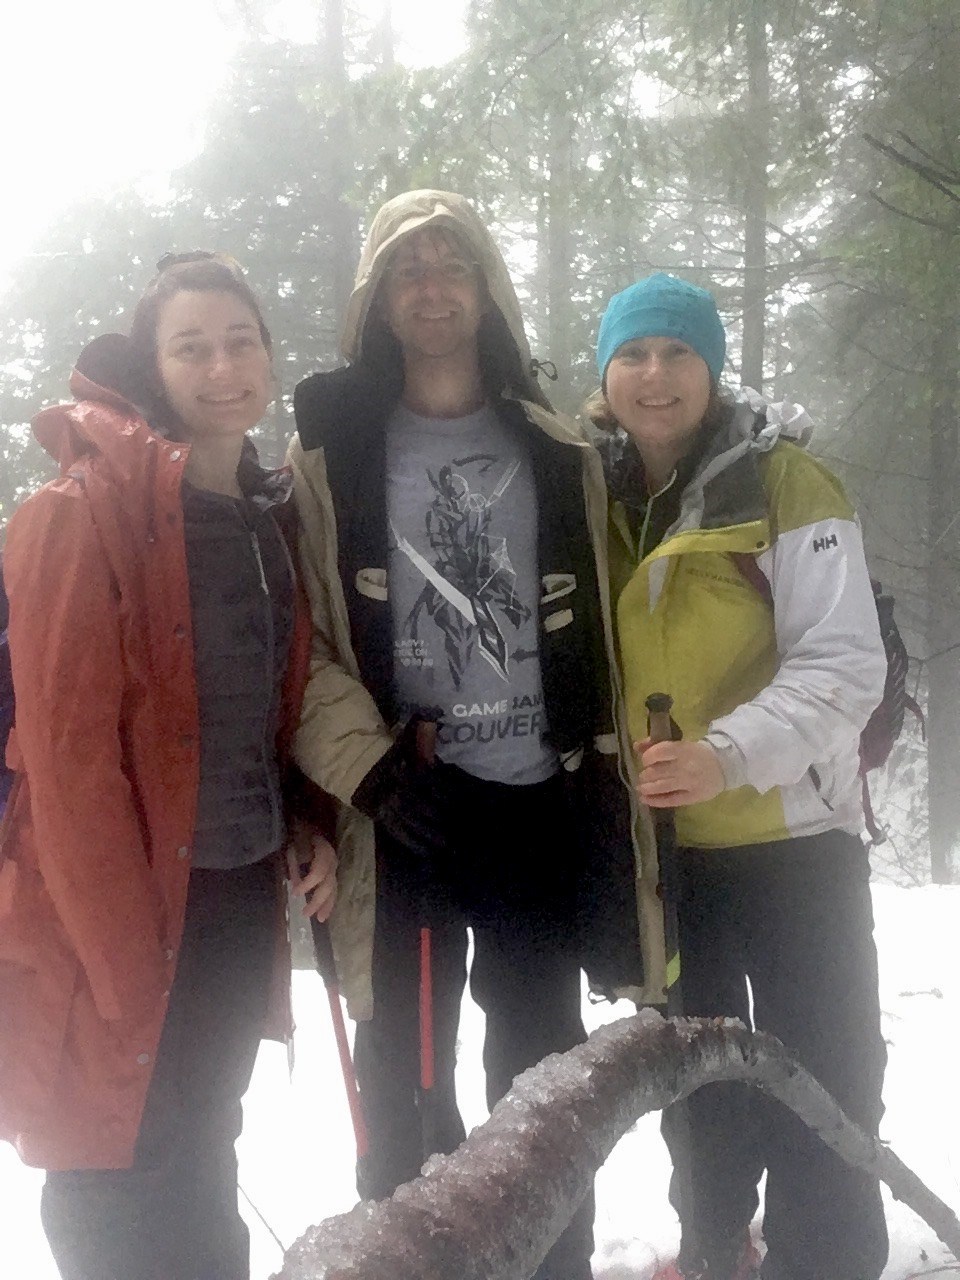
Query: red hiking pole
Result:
<box><xmin>419</xmin><ymin>927</ymin><xmax>434</xmax><ymax>1090</ymax></box>
<box><xmin>414</xmin><ymin>720</ymin><xmax>438</xmax><ymax>1093</ymax></box>
<box><xmin>310</xmin><ymin>917</ymin><xmax>369</xmax><ymax>1159</ymax></box>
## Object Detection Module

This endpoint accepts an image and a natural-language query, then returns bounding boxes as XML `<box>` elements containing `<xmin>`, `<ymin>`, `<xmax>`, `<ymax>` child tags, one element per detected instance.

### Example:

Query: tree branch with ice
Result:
<box><xmin>273</xmin><ymin>1012</ymin><xmax>960</xmax><ymax>1280</ymax></box>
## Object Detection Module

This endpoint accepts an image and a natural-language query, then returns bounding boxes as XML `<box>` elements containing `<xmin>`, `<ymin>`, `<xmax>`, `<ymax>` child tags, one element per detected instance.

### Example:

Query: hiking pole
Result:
<box><xmin>286</xmin><ymin>759</ymin><xmax>369</xmax><ymax>1161</ymax></box>
<box><xmin>238</xmin><ymin>1181</ymin><xmax>286</xmax><ymax>1255</ymax></box>
<box><xmin>310</xmin><ymin>917</ymin><xmax>369</xmax><ymax>1160</ymax></box>
<box><xmin>645</xmin><ymin>692</ymin><xmax>683</xmax><ymax>1017</ymax></box>
<box><xmin>414</xmin><ymin>720</ymin><xmax>438</xmax><ymax>1095</ymax></box>
<box><xmin>645</xmin><ymin>691</ymin><xmax>698</xmax><ymax>1255</ymax></box>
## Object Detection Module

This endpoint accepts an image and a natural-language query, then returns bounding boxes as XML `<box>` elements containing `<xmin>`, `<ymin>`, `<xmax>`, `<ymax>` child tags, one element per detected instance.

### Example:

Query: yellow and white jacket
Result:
<box><xmin>609</xmin><ymin>394</ymin><xmax>887</xmax><ymax>849</ymax></box>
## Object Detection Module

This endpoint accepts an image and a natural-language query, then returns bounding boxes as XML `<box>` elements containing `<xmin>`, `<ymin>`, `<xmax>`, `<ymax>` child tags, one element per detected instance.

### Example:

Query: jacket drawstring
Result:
<box><xmin>529</xmin><ymin>358</ymin><xmax>558</xmax><ymax>382</ymax></box>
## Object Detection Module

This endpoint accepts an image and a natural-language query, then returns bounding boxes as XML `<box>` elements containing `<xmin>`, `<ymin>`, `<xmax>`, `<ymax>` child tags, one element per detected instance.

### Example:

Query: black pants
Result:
<box><xmin>661</xmin><ymin>831</ymin><xmax>888</xmax><ymax>1280</ymax></box>
<box><xmin>353</xmin><ymin>771</ymin><xmax>594</xmax><ymax>1280</ymax></box>
<box><xmin>41</xmin><ymin>857</ymin><xmax>277</xmax><ymax>1280</ymax></box>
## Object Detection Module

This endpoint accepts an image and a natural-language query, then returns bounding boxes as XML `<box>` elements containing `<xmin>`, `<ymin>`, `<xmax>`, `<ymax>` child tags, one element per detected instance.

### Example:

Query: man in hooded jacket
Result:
<box><xmin>288</xmin><ymin>190</ymin><xmax>655</xmax><ymax>1280</ymax></box>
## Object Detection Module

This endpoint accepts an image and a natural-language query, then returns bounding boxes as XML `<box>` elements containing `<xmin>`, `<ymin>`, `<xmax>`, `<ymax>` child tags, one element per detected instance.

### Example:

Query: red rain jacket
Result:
<box><xmin>0</xmin><ymin>359</ymin><xmax>310</xmax><ymax>1169</ymax></box>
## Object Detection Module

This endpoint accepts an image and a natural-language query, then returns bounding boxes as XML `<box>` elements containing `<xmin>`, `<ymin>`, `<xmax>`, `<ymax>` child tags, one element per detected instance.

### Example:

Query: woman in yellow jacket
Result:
<box><xmin>592</xmin><ymin>274</ymin><xmax>888</xmax><ymax>1280</ymax></box>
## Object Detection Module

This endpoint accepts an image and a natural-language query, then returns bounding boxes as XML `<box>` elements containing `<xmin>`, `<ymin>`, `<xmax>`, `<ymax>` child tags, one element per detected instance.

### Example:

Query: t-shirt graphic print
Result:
<box><xmin>386</xmin><ymin>403</ymin><xmax>558</xmax><ymax>785</ymax></box>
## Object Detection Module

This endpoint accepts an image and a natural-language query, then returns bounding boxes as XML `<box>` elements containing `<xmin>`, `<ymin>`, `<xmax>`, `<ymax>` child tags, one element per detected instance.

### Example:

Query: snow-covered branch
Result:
<box><xmin>273</xmin><ymin>1012</ymin><xmax>960</xmax><ymax>1280</ymax></box>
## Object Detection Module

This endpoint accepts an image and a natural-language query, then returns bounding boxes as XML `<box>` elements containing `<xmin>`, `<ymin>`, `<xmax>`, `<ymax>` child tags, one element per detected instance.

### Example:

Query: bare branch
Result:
<box><xmin>896</xmin><ymin>131</ymin><xmax>960</xmax><ymax>184</ymax></box>
<box><xmin>864</xmin><ymin>133</ymin><xmax>960</xmax><ymax>207</ymax></box>
<box><xmin>870</xmin><ymin>193</ymin><xmax>954</xmax><ymax>232</ymax></box>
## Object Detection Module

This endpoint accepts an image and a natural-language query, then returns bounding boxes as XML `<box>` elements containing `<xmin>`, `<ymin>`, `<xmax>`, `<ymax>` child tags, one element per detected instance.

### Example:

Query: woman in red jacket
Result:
<box><xmin>0</xmin><ymin>253</ymin><xmax>335</xmax><ymax>1280</ymax></box>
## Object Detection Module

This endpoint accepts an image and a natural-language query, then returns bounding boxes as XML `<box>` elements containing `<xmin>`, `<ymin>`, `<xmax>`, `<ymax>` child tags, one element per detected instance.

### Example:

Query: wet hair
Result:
<box><xmin>583</xmin><ymin>378</ymin><xmax>735</xmax><ymax>438</ymax></box>
<box><xmin>127</xmin><ymin>253</ymin><xmax>272</xmax><ymax>429</ymax></box>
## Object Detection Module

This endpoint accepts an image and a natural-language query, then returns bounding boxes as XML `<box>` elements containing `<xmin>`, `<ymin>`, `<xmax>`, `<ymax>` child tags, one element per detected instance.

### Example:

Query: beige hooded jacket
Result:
<box><xmin>287</xmin><ymin>190</ymin><xmax>662</xmax><ymax>1019</ymax></box>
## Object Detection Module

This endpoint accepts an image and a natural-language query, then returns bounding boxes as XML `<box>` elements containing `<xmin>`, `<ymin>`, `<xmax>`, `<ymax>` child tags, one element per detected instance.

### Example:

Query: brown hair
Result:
<box><xmin>127</xmin><ymin>253</ymin><xmax>272</xmax><ymax>429</ymax></box>
<box><xmin>583</xmin><ymin>379</ymin><xmax>734</xmax><ymax>436</ymax></box>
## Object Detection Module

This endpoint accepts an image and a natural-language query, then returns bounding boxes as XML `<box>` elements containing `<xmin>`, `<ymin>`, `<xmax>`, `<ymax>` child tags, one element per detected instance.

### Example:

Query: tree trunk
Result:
<box><xmin>926</xmin><ymin>238</ymin><xmax>960</xmax><ymax>884</ymax></box>
<box><xmin>274</xmin><ymin>1015</ymin><xmax>960</xmax><ymax>1280</ymax></box>
<box><xmin>534</xmin><ymin>182</ymin><xmax>549</xmax><ymax>351</ymax></box>
<box><xmin>740</xmin><ymin>1</ymin><xmax>769</xmax><ymax>391</ymax></box>
<box><xmin>322</xmin><ymin>0</ymin><xmax>357</xmax><ymax>334</ymax></box>
<box><xmin>546</xmin><ymin>101</ymin><xmax>575</xmax><ymax>408</ymax></box>
<box><xmin>377</xmin><ymin>0</ymin><xmax>395</xmax><ymax>72</ymax></box>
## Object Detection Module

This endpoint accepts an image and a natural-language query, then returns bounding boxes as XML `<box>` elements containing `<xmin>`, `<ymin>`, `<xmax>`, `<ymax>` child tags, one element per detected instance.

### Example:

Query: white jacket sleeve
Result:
<box><xmin>287</xmin><ymin>437</ymin><xmax>393</xmax><ymax>805</ymax></box>
<box><xmin>702</xmin><ymin>515</ymin><xmax>887</xmax><ymax>794</ymax></box>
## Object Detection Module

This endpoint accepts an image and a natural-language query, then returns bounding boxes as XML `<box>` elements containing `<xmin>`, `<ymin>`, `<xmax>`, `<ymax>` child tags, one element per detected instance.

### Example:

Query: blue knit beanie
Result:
<box><xmin>596</xmin><ymin>273</ymin><xmax>726</xmax><ymax>384</ymax></box>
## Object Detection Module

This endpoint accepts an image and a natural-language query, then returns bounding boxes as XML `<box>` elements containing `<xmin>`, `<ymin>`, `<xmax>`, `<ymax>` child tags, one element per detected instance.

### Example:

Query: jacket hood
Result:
<box><xmin>604</xmin><ymin>386</ymin><xmax>816</xmax><ymax>548</ymax></box>
<box><xmin>32</xmin><ymin>333</ymin><xmax>161</xmax><ymax>474</ymax></box>
<box><xmin>732</xmin><ymin>386</ymin><xmax>814</xmax><ymax>451</ymax></box>
<box><xmin>672</xmin><ymin>387</ymin><xmax>816</xmax><ymax>541</ymax></box>
<box><xmin>32</xmin><ymin>333</ymin><xmax>289</xmax><ymax>508</ymax></box>
<box><xmin>340</xmin><ymin>189</ymin><xmax>550</xmax><ymax>408</ymax></box>
<box><xmin>671</xmin><ymin>385</ymin><xmax>815</xmax><ymax>483</ymax></box>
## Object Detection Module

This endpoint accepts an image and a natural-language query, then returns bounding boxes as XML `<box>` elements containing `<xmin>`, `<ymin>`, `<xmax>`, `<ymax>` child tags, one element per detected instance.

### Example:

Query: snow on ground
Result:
<box><xmin>3</xmin><ymin>883</ymin><xmax>959</xmax><ymax>1279</ymax></box>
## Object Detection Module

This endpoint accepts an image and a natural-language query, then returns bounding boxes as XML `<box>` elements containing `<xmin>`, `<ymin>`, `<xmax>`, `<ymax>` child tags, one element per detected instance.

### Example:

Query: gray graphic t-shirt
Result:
<box><xmin>385</xmin><ymin>403</ymin><xmax>558</xmax><ymax>785</ymax></box>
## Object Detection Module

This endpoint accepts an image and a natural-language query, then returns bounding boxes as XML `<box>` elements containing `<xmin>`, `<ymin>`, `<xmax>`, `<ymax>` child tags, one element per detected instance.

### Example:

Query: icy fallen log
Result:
<box><xmin>274</xmin><ymin>1011</ymin><xmax>960</xmax><ymax>1279</ymax></box>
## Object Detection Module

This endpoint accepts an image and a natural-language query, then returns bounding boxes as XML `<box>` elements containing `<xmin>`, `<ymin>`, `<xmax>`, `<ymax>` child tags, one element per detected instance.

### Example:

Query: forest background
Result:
<box><xmin>1</xmin><ymin>0</ymin><xmax>958</xmax><ymax>886</ymax></box>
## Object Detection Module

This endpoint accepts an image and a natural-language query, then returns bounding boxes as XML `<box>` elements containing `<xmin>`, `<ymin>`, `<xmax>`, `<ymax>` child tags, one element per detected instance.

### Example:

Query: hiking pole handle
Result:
<box><xmin>646</xmin><ymin>691</ymin><xmax>676</xmax><ymax>747</ymax></box>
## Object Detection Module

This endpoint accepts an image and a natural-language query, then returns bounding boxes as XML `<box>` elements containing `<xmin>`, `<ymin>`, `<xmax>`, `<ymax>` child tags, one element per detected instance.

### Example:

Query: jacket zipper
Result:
<box><xmin>249</xmin><ymin>522</ymin><xmax>284</xmax><ymax>853</ymax></box>
<box><xmin>637</xmin><ymin>499</ymin><xmax>654</xmax><ymax>561</ymax></box>
<box><xmin>636</xmin><ymin>470</ymin><xmax>678</xmax><ymax>562</ymax></box>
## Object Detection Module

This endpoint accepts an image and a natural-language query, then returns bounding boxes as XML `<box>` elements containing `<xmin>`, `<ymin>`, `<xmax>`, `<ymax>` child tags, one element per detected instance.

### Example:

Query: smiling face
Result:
<box><xmin>154</xmin><ymin>289</ymin><xmax>272</xmax><ymax>441</ymax></box>
<box><xmin>377</xmin><ymin>227</ymin><xmax>485</xmax><ymax>362</ymax></box>
<box><xmin>604</xmin><ymin>336</ymin><xmax>712</xmax><ymax>463</ymax></box>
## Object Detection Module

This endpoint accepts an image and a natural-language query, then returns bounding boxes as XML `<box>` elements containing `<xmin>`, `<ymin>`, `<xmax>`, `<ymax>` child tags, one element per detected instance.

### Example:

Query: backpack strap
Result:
<box><xmin>730</xmin><ymin>551</ymin><xmax>773</xmax><ymax>606</ymax></box>
<box><xmin>861</xmin><ymin>775</ymin><xmax>886</xmax><ymax>845</ymax></box>
<box><xmin>904</xmin><ymin>691</ymin><xmax>926</xmax><ymax>740</ymax></box>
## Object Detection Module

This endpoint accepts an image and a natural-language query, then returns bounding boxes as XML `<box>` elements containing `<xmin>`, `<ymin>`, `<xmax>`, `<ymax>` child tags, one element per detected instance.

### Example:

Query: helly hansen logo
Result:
<box><xmin>813</xmin><ymin>534</ymin><xmax>838</xmax><ymax>552</ymax></box>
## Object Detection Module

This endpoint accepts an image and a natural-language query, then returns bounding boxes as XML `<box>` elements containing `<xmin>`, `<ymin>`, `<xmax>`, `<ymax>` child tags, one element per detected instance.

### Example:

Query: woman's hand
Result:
<box><xmin>634</xmin><ymin>738</ymin><xmax>725</xmax><ymax>808</ymax></box>
<box><xmin>286</xmin><ymin>825</ymin><xmax>338</xmax><ymax>922</ymax></box>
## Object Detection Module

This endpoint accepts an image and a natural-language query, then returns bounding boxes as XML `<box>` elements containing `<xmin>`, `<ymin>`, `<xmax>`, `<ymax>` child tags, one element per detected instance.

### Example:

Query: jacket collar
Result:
<box><xmin>294</xmin><ymin>359</ymin><xmax>591</xmax><ymax>458</ymax></box>
<box><xmin>605</xmin><ymin>389</ymin><xmax>815</xmax><ymax>544</ymax></box>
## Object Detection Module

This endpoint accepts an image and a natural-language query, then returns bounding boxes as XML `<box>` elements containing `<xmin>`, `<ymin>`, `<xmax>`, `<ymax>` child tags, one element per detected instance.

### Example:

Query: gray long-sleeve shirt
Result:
<box><xmin>182</xmin><ymin>481</ymin><xmax>294</xmax><ymax>869</ymax></box>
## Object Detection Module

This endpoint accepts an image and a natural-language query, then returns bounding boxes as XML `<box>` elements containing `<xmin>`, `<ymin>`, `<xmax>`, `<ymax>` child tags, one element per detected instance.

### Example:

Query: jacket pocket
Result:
<box><xmin>807</xmin><ymin>761</ymin><xmax>837</xmax><ymax>813</ymax></box>
<box><xmin>0</xmin><ymin>861</ymin><xmax>80</xmax><ymax>1125</ymax></box>
<box><xmin>0</xmin><ymin>769</ymin><xmax>24</xmax><ymax>876</ymax></box>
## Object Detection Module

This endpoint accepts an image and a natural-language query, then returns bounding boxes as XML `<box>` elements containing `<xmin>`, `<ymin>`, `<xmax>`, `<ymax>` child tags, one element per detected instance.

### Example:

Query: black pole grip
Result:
<box><xmin>645</xmin><ymin>692</ymin><xmax>674</xmax><ymax>746</ymax></box>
